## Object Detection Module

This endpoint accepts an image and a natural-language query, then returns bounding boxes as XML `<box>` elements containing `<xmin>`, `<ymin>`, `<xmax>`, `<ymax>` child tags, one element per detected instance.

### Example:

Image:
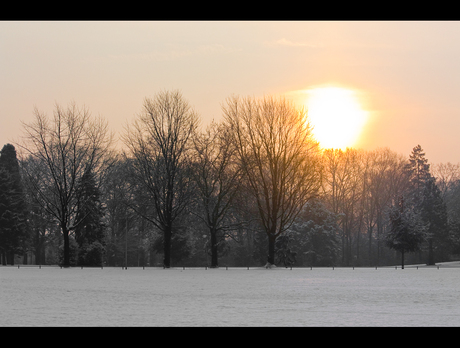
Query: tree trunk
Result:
<box><xmin>368</xmin><ymin>225</ymin><xmax>373</xmax><ymax>265</ymax></box>
<box><xmin>427</xmin><ymin>238</ymin><xmax>435</xmax><ymax>265</ymax></box>
<box><xmin>267</xmin><ymin>233</ymin><xmax>276</xmax><ymax>266</ymax></box>
<box><xmin>376</xmin><ymin>215</ymin><xmax>382</xmax><ymax>266</ymax></box>
<box><xmin>163</xmin><ymin>226</ymin><xmax>172</xmax><ymax>268</ymax></box>
<box><xmin>210</xmin><ymin>227</ymin><xmax>218</xmax><ymax>268</ymax></box>
<box><xmin>35</xmin><ymin>241</ymin><xmax>42</xmax><ymax>265</ymax></box>
<box><xmin>7</xmin><ymin>250</ymin><xmax>14</xmax><ymax>265</ymax></box>
<box><xmin>62</xmin><ymin>225</ymin><xmax>70</xmax><ymax>268</ymax></box>
<box><xmin>401</xmin><ymin>250</ymin><xmax>405</xmax><ymax>269</ymax></box>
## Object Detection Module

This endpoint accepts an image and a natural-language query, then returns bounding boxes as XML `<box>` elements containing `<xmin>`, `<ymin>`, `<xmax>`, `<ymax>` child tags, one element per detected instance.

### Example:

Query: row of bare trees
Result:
<box><xmin>12</xmin><ymin>90</ymin><xmax>460</xmax><ymax>268</ymax></box>
<box><xmin>322</xmin><ymin>147</ymin><xmax>410</xmax><ymax>266</ymax></box>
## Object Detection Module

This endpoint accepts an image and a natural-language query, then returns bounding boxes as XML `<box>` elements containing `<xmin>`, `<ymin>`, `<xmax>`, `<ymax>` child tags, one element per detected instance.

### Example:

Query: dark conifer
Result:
<box><xmin>385</xmin><ymin>196</ymin><xmax>425</xmax><ymax>269</ymax></box>
<box><xmin>0</xmin><ymin>144</ymin><xmax>28</xmax><ymax>265</ymax></box>
<box><xmin>421</xmin><ymin>177</ymin><xmax>449</xmax><ymax>265</ymax></box>
<box><xmin>74</xmin><ymin>168</ymin><xmax>105</xmax><ymax>266</ymax></box>
<box><xmin>405</xmin><ymin>145</ymin><xmax>431</xmax><ymax>204</ymax></box>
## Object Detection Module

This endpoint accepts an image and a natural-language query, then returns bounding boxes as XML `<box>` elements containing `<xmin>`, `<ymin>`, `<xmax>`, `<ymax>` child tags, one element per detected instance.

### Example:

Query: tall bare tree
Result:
<box><xmin>20</xmin><ymin>102</ymin><xmax>114</xmax><ymax>267</ymax></box>
<box><xmin>321</xmin><ymin>148</ymin><xmax>364</xmax><ymax>266</ymax></box>
<box><xmin>191</xmin><ymin>120</ymin><xmax>243</xmax><ymax>268</ymax></box>
<box><xmin>123</xmin><ymin>90</ymin><xmax>199</xmax><ymax>268</ymax></box>
<box><xmin>360</xmin><ymin>148</ymin><xmax>408</xmax><ymax>265</ymax></box>
<box><xmin>223</xmin><ymin>95</ymin><xmax>321</xmax><ymax>267</ymax></box>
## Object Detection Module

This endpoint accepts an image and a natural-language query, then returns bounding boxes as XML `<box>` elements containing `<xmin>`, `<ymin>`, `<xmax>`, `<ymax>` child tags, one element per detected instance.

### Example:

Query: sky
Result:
<box><xmin>2</xmin><ymin>21</ymin><xmax>460</xmax><ymax>165</ymax></box>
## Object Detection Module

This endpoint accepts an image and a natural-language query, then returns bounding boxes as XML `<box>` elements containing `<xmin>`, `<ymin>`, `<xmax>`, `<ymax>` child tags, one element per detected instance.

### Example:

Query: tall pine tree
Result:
<box><xmin>0</xmin><ymin>144</ymin><xmax>27</xmax><ymax>265</ymax></box>
<box><xmin>404</xmin><ymin>145</ymin><xmax>450</xmax><ymax>264</ymax></box>
<box><xmin>405</xmin><ymin>145</ymin><xmax>431</xmax><ymax>204</ymax></box>
<box><xmin>74</xmin><ymin>167</ymin><xmax>105</xmax><ymax>266</ymax></box>
<box><xmin>421</xmin><ymin>177</ymin><xmax>449</xmax><ymax>265</ymax></box>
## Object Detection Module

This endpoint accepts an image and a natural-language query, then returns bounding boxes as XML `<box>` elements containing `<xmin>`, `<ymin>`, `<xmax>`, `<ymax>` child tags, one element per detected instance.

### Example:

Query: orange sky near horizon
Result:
<box><xmin>2</xmin><ymin>21</ymin><xmax>460</xmax><ymax>165</ymax></box>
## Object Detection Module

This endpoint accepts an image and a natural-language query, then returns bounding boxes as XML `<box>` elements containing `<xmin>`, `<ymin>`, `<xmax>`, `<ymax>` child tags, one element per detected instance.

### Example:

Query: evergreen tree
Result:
<box><xmin>0</xmin><ymin>168</ymin><xmax>16</xmax><ymax>264</ymax></box>
<box><xmin>421</xmin><ymin>177</ymin><xmax>449</xmax><ymax>265</ymax></box>
<box><xmin>289</xmin><ymin>199</ymin><xmax>340</xmax><ymax>267</ymax></box>
<box><xmin>74</xmin><ymin>168</ymin><xmax>105</xmax><ymax>266</ymax></box>
<box><xmin>405</xmin><ymin>145</ymin><xmax>431</xmax><ymax>204</ymax></box>
<box><xmin>0</xmin><ymin>144</ymin><xmax>27</xmax><ymax>265</ymax></box>
<box><xmin>385</xmin><ymin>196</ymin><xmax>425</xmax><ymax>269</ymax></box>
<box><xmin>404</xmin><ymin>145</ymin><xmax>450</xmax><ymax>264</ymax></box>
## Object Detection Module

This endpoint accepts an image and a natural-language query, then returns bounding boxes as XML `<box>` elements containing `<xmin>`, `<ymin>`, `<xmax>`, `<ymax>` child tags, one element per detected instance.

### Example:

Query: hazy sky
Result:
<box><xmin>2</xmin><ymin>21</ymin><xmax>460</xmax><ymax>164</ymax></box>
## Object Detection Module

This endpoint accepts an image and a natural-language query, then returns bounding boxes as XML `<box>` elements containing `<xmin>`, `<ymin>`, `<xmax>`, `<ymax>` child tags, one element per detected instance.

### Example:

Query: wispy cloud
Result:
<box><xmin>266</xmin><ymin>38</ymin><xmax>323</xmax><ymax>48</ymax></box>
<box><xmin>108</xmin><ymin>44</ymin><xmax>242</xmax><ymax>62</ymax></box>
<box><xmin>267</xmin><ymin>37</ymin><xmax>395</xmax><ymax>51</ymax></box>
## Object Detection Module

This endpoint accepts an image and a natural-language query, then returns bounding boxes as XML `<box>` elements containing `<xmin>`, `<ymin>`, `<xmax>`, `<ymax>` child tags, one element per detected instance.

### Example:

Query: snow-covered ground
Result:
<box><xmin>2</xmin><ymin>264</ymin><xmax>460</xmax><ymax>326</ymax></box>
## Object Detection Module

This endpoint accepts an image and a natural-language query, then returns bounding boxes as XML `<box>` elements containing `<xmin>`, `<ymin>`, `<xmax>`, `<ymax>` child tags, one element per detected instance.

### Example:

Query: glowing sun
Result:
<box><xmin>305</xmin><ymin>87</ymin><xmax>368</xmax><ymax>150</ymax></box>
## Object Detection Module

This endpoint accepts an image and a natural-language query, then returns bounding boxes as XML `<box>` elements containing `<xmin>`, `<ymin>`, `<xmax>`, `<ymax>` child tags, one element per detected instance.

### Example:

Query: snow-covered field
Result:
<box><xmin>2</xmin><ymin>264</ymin><xmax>460</xmax><ymax>326</ymax></box>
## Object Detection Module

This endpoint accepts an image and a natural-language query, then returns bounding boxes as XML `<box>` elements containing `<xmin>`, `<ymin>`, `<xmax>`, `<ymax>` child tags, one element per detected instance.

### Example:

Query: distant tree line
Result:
<box><xmin>2</xmin><ymin>90</ymin><xmax>460</xmax><ymax>268</ymax></box>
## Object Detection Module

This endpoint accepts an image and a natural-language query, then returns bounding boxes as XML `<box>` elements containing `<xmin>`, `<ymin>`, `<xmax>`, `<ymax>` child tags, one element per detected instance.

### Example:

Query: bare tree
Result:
<box><xmin>223</xmin><ymin>95</ymin><xmax>321</xmax><ymax>267</ymax></box>
<box><xmin>358</xmin><ymin>148</ymin><xmax>409</xmax><ymax>265</ymax></box>
<box><xmin>322</xmin><ymin>147</ymin><xmax>410</xmax><ymax>266</ymax></box>
<box><xmin>21</xmin><ymin>155</ymin><xmax>56</xmax><ymax>265</ymax></box>
<box><xmin>20</xmin><ymin>102</ymin><xmax>114</xmax><ymax>267</ymax></box>
<box><xmin>190</xmin><ymin>120</ymin><xmax>243</xmax><ymax>268</ymax></box>
<box><xmin>432</xmin><ymin>162</ymin><xmax>460</xmax><ymax>201</ymax></box>
<box><xmin>321</xmin><ymin>148</ymin><xmax>364</xmax><ymax>266</ymax></box>
<box><xmin>123</xmin><ymin>90</ymin><xmax>199</xmax><ymax>268</ymax></box>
